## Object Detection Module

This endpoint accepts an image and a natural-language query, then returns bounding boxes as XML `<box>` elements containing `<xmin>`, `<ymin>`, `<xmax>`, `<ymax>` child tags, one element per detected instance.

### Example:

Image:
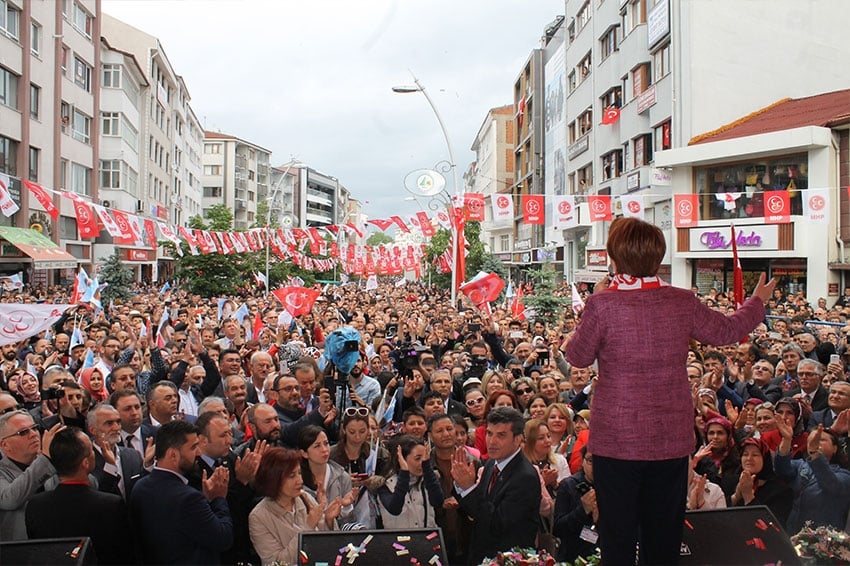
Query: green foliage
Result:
<box><xmin>366</xmin><ymin>231</ymin><xmax>394</xmax><ymax>246</ymax></box>
<box><xmin>98</xmin><ymin>250</ymin><xmax>133</xmax><ymax>304</ymax></box>
<box><xmin>463</xmin><ymin>221</ymin><xmax>487</xmax><ymax>278</ymax></box>
<box><xmin>252</xmin><ymin>200</ymin><xmax>272</xmax><ymax>229</ymax></box>
<box><xmin>424</xmin><ymin>228</ymin><xmax>451</xmax><ymax>288</ymax></box>
<box><xmin>523</xmin><ymin>261</ymin><xmax>569</xmax><ymax>325</ymax></box>
<box><xmin>203</xmin><ymin>204</ymin><xmax>234</xmax><ymax>231</ymax></box>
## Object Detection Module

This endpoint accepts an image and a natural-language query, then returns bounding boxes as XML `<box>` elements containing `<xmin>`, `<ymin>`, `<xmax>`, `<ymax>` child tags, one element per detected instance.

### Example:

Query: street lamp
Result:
<box><xmin>393</xmin><ymin>72</ymin><xmax>463</xmax><ymax>306</ymax></box>
<box><xmin>265</xmin><ymin>160</ymin><xmax>301</xmax><ymax>296</ymax></box>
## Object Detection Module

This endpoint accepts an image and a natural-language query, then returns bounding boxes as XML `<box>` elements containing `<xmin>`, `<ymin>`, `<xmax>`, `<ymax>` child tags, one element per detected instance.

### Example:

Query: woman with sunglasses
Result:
<box><xmin>511</xmin><ymin>377</ymin><xmax>538</xmax><ymax>414</ymax></box>
<box><xmin>754</xmin><ymin>402</ymin><xmax>778</xmax><ymax>436</ymax></box>
<box><xmin>372</xmin><ymin>435</ymin><xmax>444</xmax><ymax>529</ymax></box>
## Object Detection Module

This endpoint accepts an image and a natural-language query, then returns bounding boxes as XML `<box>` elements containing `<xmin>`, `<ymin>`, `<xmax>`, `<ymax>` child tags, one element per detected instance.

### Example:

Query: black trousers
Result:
<box><xmin>593</xmin><ymin>455</ymin><xmax>688</xmax><ymax>565</ymax></box>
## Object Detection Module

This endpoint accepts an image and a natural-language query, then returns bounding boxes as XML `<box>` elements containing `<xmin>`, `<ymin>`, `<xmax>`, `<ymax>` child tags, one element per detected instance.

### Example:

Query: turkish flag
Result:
<box><xmin>510</xmin><ymin>284</ymin><xmax>525</xmax><ymax>321</ymax></box>
<box><xmin>601</xmin><ymin>106</ymin><xmax>621</xmax><ymax>125</ymax></box>
<box><xmin>763</xmin><ymin>190</ymin><xmax>790</xmax><ymax>224</ymax></box>
<box><xmin>252</xmin><ymin>312</ymin><xmax>264</xmax><ymax>341</ymax></box>
<box><xmin>464</xmin><ymin>193</ymin><xmax>486</xmax><ymax>221</ymax></box>
<box><xmin>23</xmin><ymin>180</ymin><xmax>59</xmax><ymax>220</ymax></box>
<box><xmin>460</xmin><ymin>272</ymin><xmax>505</xmax><ymax>307</ymax></box>
<box><xmin>587</xmin><ymin>195</ymin><xmax>612</xmax><ymax>222</ymax></box>
<box><xmin>674</xmin><ymin>194</ymin><xmax>699</xmax><ymax>227</ymax></box>
<box><xmin>272</xmin><ymin>286</ymin><xmax>321</xmax><ymax>317</ymax></box>
<box><xmin>523</xmin><ymin>195</ymin><xmax>545</xmax><ymax>225</ymax></box>
<box><xmin>63</xmin><ymin>192</ymin><xmax>99</xmax><ymax>238</ymax></box>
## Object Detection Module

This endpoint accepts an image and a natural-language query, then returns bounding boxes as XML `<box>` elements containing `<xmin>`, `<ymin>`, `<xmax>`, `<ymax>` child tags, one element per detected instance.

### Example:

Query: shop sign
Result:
<box><xmin>689</xmin><ymin>225</ymin><xmax>779</xmax><ymax>252</ymax></box>
<box><xmin>647</xmin><ymin>0</ymin><xmax>670</xmax><ymax>48</ymax></box>
<box><xmin>637</xmin><ymin>85</ymin><xmax>657</xmax><ymax>114</ymax></box>
<box><xmin>514</xmin><ymin>239</ymin><xmax>531</xmax><ymax>251</ymax></box>
<box><xmin>124</xmin><ymin>249</ymin><xmax>153</xmax><ymax>262</ymax></box>
<box><xmin>587</xmin><ymin>249</ymin><xmax>608</xmax><ymax>266</ymax></box>
<box><xmin>627</xmin><ymin>172</ymin><xmax>641</xmax><ymax>191</ymax></box>
<box><xmin>652</xmin><ymin>168</ymin><xmax>672</xmax><ymax>186</ymax></box>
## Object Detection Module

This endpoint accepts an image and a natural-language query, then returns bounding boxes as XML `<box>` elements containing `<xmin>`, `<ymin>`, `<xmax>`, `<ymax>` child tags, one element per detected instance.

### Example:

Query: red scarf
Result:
<box><xmin>608</xmin><ymin>274</ymin><xmax>669</xmax><ymax>291</ymax></box>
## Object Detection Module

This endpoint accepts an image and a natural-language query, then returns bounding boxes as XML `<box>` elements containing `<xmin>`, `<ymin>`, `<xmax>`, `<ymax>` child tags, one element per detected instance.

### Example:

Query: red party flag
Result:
<box><xmin>63</xmin><ymin>192</ymin><xmax>99</xmax><ymax>238</ymax></box>
<box><xmin>674</xmin><ymin>194</ymin><xmax>699</xmax><ymax>227</ymax></box>
<box><xmin>464</xmin><ymin>193</ymin><xmax>486</xmax><ymax>221</ymax></box>
<box><xmin>588</xmin><ymin>195</ymin><xmax>612</xmax><ymax>222</ymax></box>
<box><xmin>522</xmin><ymin>195</ymin><xmax>545</xmax><ymax>225</ymax></box>
<box><xmin>763</xmin><ymin>190</ymin><xmax>790</xmax><ymax>224</ymax></box>
<box><xmin>367</xmin><ymin>219</ymin><xmax>395</xmax><ymax>231</ymax></box>
<box><xmin>252</xmin><ymin>312</ymin><xmax>263</xmax><ymax>341</ymax></box>
<box><xmin>22</xmin><ymin>180</ymin><xmax>59</xmax><ymax>220</ymax></box>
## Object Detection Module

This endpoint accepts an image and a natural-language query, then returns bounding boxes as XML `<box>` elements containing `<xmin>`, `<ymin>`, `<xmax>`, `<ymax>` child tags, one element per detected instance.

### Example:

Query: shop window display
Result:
<box><xmin>694</xmin><ymin>154</ymin><xmax>806</xmax><ymax>220</ymax></box>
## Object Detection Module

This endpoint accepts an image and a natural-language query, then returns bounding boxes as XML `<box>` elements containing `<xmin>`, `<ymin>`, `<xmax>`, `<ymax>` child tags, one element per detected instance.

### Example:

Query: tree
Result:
<box><xmin>522</xmin><ymin>260</ymin><xmax>570</xmax><ymax>325</ymax></box>
<box><xmin>424</xmin><ymin>228</ymin><xmax>451</xmax><ymax>288</ymax></box>
<box><xmin>98</xmin><ymin>250</ymin><xmax>133</xmax><ymax>304</ymax></box>
<box><xmin>366</xmin><ymin>231</ymin><xmax>394</xmax><ymax>247</ymax></box>
<box><xmin>172</xmin><ymin>207</ymin><xmax>243</xmax><ymax>295</ymax></box>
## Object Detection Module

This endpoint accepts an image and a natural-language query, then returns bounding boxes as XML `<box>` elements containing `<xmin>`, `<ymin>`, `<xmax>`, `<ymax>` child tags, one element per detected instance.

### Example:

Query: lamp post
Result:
<box><xmin>265</xmin><ymin>160</ymin><xmax>300</xmax><ymax>296</ymax></box>
<box><xmin>393</xmin><ymin>72</ymin><xmax>463</xmax><ymax>306</ymax></box>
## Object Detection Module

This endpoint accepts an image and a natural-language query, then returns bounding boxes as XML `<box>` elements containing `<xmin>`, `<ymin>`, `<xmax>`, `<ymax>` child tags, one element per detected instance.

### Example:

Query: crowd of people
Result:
<box><xmin>2</xmin><ymin>266</ymin><xmax>850</xmax><ymax>565</ymax></box>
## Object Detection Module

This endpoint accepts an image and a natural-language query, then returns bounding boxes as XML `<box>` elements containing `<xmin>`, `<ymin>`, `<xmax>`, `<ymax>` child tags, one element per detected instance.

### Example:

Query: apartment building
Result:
<box><xmin>202</xmin><ymin>132</ymin><xmax>271</xmax><ymax>230</ymax></box>
<box><xmin>101</xmin><ymin>13</ymin><xmax>203</xmax><ymax>276</ymax></box>
<box><xmin>0</xmin><ymin>0</ymin><xmax>101</xmax><ymax>285</ymax></box>
<box><xmin>467</xmin><ymin>105</ymin><xmax>515</xmax><ymax>264</ymax></box>
<box><xmin>547</xmin><ymin>0</ymin><xmax>850</xmax><ymax>294</ymax></box>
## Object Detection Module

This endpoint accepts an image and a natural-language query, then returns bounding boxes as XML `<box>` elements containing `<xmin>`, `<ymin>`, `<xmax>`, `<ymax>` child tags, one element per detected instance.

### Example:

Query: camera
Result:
<box><xmin>390</xmin><ymin>341</ymin><xmax>430</xmax><ymax>379</ymax></box>
<box><xmin>576</xmin><ymin>481</ymin><xmax>592</xmax><ymax>496</ymax></box>
<box><xmin>464</xmin><ymin>354</ymin><xmax>488</xmax><ymax>379</ymax></box>
<box><xmin>342</xmin><ymin>340</ymin><xmax>359</xmax><ymax>352</ymax></box>
<box><xmin>536</xmin><ymin>348</ymin><xmax>549</xmax><ymax>365</ymax></box>
<box><xmin>41</xmin><ymin>388</ymin><xmax>65</xmax><ymax>400</ymax></box>
<box><xmin>468</xmin><ymin>323</ymin><xmax>481</xmax><ymax>332</ymax></box>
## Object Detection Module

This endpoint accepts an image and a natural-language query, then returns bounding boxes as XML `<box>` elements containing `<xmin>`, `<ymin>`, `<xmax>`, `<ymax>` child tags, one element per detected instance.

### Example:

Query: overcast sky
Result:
<box><xmin>102</xmin><ymin>0</ymin><xmax>563</xmax><ymax>221</ymax></box>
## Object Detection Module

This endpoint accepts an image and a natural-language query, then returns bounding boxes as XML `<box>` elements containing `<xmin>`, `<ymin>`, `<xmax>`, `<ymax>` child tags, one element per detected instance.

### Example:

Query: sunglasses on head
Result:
<box><xmin>344</xmin><ymin>407</ymin><xmax>370</xmax><ymax>417</ymax></box>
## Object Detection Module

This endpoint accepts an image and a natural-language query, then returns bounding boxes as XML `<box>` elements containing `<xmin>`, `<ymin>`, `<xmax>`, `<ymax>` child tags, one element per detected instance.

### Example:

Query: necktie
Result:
<box><xmin>488</xmin><ymin>465</ymin><xmax>500</xmax><ymax>494</ymax></box>
<box><xmin>124</xmin><ymin>435</ymin><xmax>134</xmax><ymax>450</ymax></box>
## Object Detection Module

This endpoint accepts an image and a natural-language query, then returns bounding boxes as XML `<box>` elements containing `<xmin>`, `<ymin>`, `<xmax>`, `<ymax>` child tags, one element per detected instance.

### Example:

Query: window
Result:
<box><xmin>0</xmin><ymin>0</ymin><xmax>20</xmax><ymax>40</ymax></box>
<box><xmin>568</xmin><ymin>120</ymin><xmax>578</xmax><ymax>144</ymax></box>
<box><xmin>0</xmin><ymin>66</ymin><xmax>18</xmax><ymax>109</ymax></box>
<box><xmin>695</xmin><ymin>154</ymin><xmax>807</xmax><ymax>220</ymax></box>
<box><xmin>577</xmin><ymin>2</ymin><xmax>591</xmax><ymax>30</ymax></box>
<box><xmin>70</xmin><ymin>162</ymin><xmax>90</xmax><ymax>196</ymax></box>
<box><xmin>633</xmin><ymin>134</ymin><xmax>653</xmax><ymax>168</ymax></box>
<box><xmin>122</xmin><ymin>73</ymin><xmax>140</xmax><ymax>108</ymax></box>
<box><xmin>100</xmin><ymin>159</ymin><xmax>121</xmax><ymax>188</ymax></box>
<box><xmin>28</xmin><ymin>147</ymin><xmax>38</xmax><ymax>181</ymax></box>
<box><xmin>72</xmin><ymin>2</ymin><xmax>92</xmax><ymax>38</ymax></box>
<box><xmin>628</xmin><ymin>0</ymin><xmax>646</xmax><ymax>32</ymax></box>
<box><xmin>601</xmin><ymin>87</ymin><xmax>622</xmax><ymax>110</ymax></box>
<box><xmin>0</xmin><ymin>135</ymin><xmax>17</xmax><ymax>175</ymax></box>
<box><xmin>102</xmin><ymin>64</ymin><xmax>120</xmax><ymax>88</ymax></box>
<box><xmin>204</xmin><ymin>165</ymin><xmax>221</xmax><ymax>175</ymax></box>
<box><xmin>567</xmin><ymin>20</ymin><xmax>575</xmax><ymax>43</ymax></box>
<box><xmin>29</xmin><ymin>84</ymin><xmax>39</xmax><ymax>118</ymax></box>
<box><xmin>203</xmin><ymin>186</ymin><xmax>222</xmax><ymax>198</ymax></box>
<box><xmin>30</xmin><ymin>21</ymin><xmax>41</xmax><ymax>55</ymax></box>
<box><xmin>653</xmin><ymin>42</ymin><xmax>671</xmax><ymax>81</ymax></box>
<box><xmin>577</xmin><ymin>52</ymin><xmax>592</xmax><ymax>83</ymax></box>
<box><xmin>59</xmin><ymin>159</ymin><xmax>67</xmax><ymax>188</ymax></box>
<box><xmin>577</xmin><ymin>164</ymin><xmax>593</xmax><ymax>192</ymax></box>
<box><xmin>61</xmin><ymin>46</ymin><xmax>69</xmax><ymax>75</ymax></box>
<box><xmin>125</xmin><ymin>165</ymin><xmax>138</xmax><ymax>196</ymax></box>
<box><xmin>121</xmin><ymin>116</ymin><xmax>138</xmax><ymax>151</ymax></box>
<box><xmin>600</xmin><ymin>27</ymin><xmax>618</xmax><ymax>61</ymax></box>
<box><xmin>499</xmin><ymin>234</ymin><xmax>509</xmax><ymax>252</ymax></box>
<box><xmin>101</xmin><ymin>112</ymin><xmax>119</xmax><ymax>136</ymax></box>
<box><xmin>654</xmin><ymin>120</ymin><xmax>671</xmax><ymax>151</ymax></box>
<box><xmin>60</xmin><ymin>216</ymin><xmax>77</xmax><ymax>240</ymax></box>
<box><xmin>204</xmin><ymin>143</ymin><xmax>222</xmax><ymax>154</ymax></box>
<box><xmin>71</xmin><ymin>108</ymin><xmax>90</xmax><ymax>143</ymax></box>
<box><xmin>578</xmin><ymin>108</ymin><xmax>593</xmax><ymax>136</ymax></box>
<box><xmin>631</xmin><ymin>63</ymin><xmax>651</xmax><ymax>98</ymax></box>
<box><xmin>568</xmin><ymin>70</ymin><xmax>577</xmax><ymax>93</ymax></box>
<box><xmin>74</xmin><ymin>57</ymin><xmax>91</xmax><ymax>92</ymax></box>
<box><xmin>601</xmin><ymin>150</ymin><xmax>623</xmax><ymax>181</ymax></box>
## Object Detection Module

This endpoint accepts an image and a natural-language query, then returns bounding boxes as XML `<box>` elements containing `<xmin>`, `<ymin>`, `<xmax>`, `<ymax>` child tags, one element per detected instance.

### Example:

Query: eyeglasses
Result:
<box><xmin>344</xmin><ymin>407</ymin><xmax>370</xmax><ymax>417</ymax></box>
<box><xmin>466</xmin><ymin>397</ymin><xmax>485</xmax><ymax>406</ymax></box>
<box><xmin>755</xmin><ymin>402</ymin><xmax>775</xmax><ymax>412</ymax></box>
<box><xmin>515</xmin><ymin>387</ymin><xmax>533</xmax><ymax>395</ymax></box>
<box><xmin>583</xmin><ymin>456</ymin><xmax>593</xmax><ymax>464</ymax></box>
<box><xmin>276</xmin><ymin>385</ymin><xmax>297</xmax><ymax>392</ymax></box>
<box><xmin>0</xmin><ymin>405</ymin><xmax>22</xmax><ymax>416</ymax></box>
<box><xmin>2</xmin><ymin>423</ymin><xmax>39</xmax><ymax>440</ymax></box>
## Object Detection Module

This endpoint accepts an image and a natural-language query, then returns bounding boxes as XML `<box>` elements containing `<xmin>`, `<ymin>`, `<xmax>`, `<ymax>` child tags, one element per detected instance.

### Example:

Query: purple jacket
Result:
<box><xmin>565</xmin><ymin>286</ymin><xmax>764</xmax><ymax>461</ymax></box>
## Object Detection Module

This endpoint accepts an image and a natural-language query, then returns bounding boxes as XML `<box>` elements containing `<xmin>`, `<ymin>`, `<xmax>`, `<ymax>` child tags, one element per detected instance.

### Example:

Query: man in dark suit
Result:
<box><xmin>809</xmin><ymin>381</ymin><xmax>850</xmax><ymax>430</ymax></box>
<box><xmin>130</xmin><ymin>420</ymin><xmax>233</xmax><ymax>564</ymax></box>
<box><xmin>87</xmin><ymin>403</ymin><xmax>144</xmax><ymax>500</ymax></box>
<box><xmin>110</xmin><ymin>389</ymin><xmax>156</xmax><ymax>465</ymax></box>
<box><xmin>451</xmin><ymin>406</ymin><xmax>541</xmax><ymax>564</ymax></box>
<box><xmin>26</xmin><ymin>427</ymin><xmax>134</xmax><ymax>565</ymax></box>
<box><xmin>783</xmin><ymin>359</ymin><xmax>829</xmax><ymax>412</ymax></box>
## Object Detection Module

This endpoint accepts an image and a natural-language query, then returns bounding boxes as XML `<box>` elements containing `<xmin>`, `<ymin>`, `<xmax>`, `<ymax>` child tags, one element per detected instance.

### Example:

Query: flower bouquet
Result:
<box><xmin>791</xmin><ymin>523</ymin><xmax>850</xmax><ymax>564</ymax></box>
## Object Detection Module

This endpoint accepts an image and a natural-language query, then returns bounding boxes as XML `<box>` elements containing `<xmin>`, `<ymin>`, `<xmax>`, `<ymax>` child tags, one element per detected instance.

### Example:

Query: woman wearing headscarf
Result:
<box><xmin>731</xmin><ymin>437</ymin><xmax>793</xmax><ymax>526</ymax></box>
<box><xmin>80</xmin><ymin>367</ymin><xmax>109</xmax><ymax>405</ymax></box>
<box><xmin>760</xmin><ymin>398</ymin><xmax>809</xmax><ymax>459</ymax></box>
<box><xmin>562</xmin><ymin>217</ymin><xmax>774</xmax><ymax>564</ymax></box>
<box><xmin>694</xmin><ymin>417</ymin><xmax>742</xmax><ymax>505</ymax></box>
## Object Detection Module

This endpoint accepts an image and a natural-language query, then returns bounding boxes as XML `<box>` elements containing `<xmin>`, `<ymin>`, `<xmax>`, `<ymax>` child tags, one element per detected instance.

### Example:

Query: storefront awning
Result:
<box><xmin>0</xmin><ymin>227</ymin><xmax>79</xmax><ymax>269</ymax></box>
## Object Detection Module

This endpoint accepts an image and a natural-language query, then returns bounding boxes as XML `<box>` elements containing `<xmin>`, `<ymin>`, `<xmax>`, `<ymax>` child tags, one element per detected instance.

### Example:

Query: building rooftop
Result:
<box><xmin>203</xmin><ymin>131</ymin><xmax>272</xmax><ymax>153</ymax></box>
<box><xmin>689</xmin><ymin>88</ymin><xmax>850</xmax><ymax>145</ymax></box>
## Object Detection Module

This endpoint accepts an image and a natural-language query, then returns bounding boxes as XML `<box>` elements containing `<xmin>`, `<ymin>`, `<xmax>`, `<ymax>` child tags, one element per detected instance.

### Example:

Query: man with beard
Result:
<box><xmin>129</xmin><ymin>420</ymin><xmax>232</xmax><ymax>564</ymax></box>
<box><xmin>345</xmin><ymin>356</ymin><xmax>381</xmax><ymax>409</ymax></box>
<box><xmin>87</xmin><ymin>404</ymin><xmax>145</xmax><ymax>500</ymax></box>
<box><xmin>51</xmin><ymin>332</ymin><xmax>71</xmax><ymax>366</ymax></box>
<box><xmin>269</xmin><ymin>376</ymin><xmax>336</xmax><ymax>447</ymax></box>
<box><xmin>95</xmin><ymin>335</ymin><xmax>122</xmax><ymax>380</ymax></box>
<box><xmin>0</xmin><ymin>343</ymin><xmax>19</xmax><ymax>378</ymax></box>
